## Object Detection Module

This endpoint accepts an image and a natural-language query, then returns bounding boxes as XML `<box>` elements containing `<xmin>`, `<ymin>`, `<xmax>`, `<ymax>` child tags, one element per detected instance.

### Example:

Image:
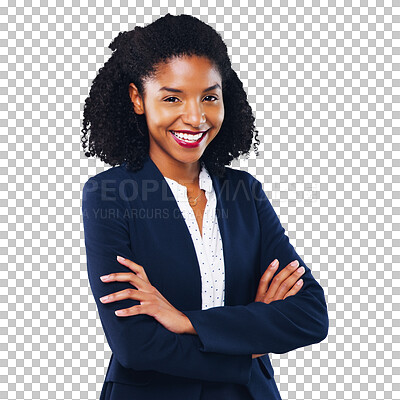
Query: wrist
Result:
<box><xmin>182</xmin><ymin>314</ymin><xmax>197</xmax><ymax>335</ymax></box>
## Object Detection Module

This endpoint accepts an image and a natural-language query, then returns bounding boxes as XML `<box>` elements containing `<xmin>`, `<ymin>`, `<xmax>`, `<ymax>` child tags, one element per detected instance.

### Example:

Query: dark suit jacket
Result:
<box><xmin>82</xmin><ymin>155</ymin><xmax>329</xmax><ymax>400</ymax></box>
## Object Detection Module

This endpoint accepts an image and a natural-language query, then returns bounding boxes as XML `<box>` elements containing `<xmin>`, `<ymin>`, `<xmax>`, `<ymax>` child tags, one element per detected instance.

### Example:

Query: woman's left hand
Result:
<box><xmin>99</xmin><ymin>256</ymin><xmax>197</xmax><ymax>335</ymax></box>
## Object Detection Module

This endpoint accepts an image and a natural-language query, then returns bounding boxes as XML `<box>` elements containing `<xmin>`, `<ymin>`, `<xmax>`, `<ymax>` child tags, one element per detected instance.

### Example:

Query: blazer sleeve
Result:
<box><xmin>82</xmin><ymin>177</ymin><xmax>252</xmax><ymax>384</ymax></box>
<box><xmin>183</xmin><ymin>178</ymin><xmax>329</xmax><ymax>355</ymax></box>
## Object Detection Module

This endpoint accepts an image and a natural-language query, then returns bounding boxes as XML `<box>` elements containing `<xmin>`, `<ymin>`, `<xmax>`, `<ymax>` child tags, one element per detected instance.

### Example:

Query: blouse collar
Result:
<box><xmin>164</xmin><ymin>162</ymin><xmax>213</xmax><ymax>194</ymax></box>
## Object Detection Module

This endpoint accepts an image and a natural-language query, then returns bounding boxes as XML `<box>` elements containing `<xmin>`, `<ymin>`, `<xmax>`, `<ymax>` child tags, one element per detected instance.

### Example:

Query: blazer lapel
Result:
<box><xmin>135</xmin><ymin>156</ymin><xmax>202</xmax><ymax>310</ymax></box>
<box><xmin>133</xmin><ymin>156</ymin><xmax>241</xmax><ymax>309</ymax></box>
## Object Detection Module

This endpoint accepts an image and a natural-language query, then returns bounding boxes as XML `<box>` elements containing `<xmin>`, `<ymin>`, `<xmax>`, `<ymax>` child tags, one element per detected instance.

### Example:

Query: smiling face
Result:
<box><xmin>129</xmin><ymin>55</ymin><xmax>224</xmax><ymax>180</ymax></box>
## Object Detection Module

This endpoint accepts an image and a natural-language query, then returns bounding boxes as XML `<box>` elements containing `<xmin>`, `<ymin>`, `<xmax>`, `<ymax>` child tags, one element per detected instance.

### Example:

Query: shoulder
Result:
<box><xmin>82</xmin><ymin>163</ymin><xmax>143</xmax><ymax>194</ymax></box>
<box><xmin>221</xmin><ymin>165</ymin><xmax>262</xmax><ymax>188</ymax></box>
<box><xmin>213</xmin><ymin>166</ymin><xmax>266</xmax><ymax>206</ymax></box>
<box><xmin>83</xmin><ymin>164</ymin><xmax>131</xmax><ymax>186</ymax></box>
<box><xmin>82</xmin><ymin>164</ymin><xmax>136</xmax><ymax>207</ymax></box>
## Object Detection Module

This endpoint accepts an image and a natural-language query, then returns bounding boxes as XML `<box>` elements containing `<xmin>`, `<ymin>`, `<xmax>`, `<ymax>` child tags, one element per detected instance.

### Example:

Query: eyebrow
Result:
<box><xmin>158</xmin><ymin>83</ymin><xmax>221</xmax><ymax>93</ymax></box>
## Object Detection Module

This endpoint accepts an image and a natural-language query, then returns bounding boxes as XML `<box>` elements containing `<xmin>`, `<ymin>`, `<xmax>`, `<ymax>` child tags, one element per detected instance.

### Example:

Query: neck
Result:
<box><xmin>149</xmin><ymin>154</ymin><xmax>201</xmax><ymax>186</ymax></box>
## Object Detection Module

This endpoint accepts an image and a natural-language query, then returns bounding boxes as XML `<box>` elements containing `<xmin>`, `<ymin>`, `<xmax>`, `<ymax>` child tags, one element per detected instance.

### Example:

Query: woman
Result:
<box><xmin>81</xmin><ymin>14</ymin><xmax>329</xmax><ymax>400</ymax></box>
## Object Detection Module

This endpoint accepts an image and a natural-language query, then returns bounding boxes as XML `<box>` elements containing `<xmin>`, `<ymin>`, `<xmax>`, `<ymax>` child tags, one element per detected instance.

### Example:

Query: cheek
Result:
<box><xmin>206</xmin><ymin>103</ymin><xmax>224</xmax><ymax>123</ymax></box>
<box><xmin>213</xmin><ymin>105</ymin><xmax>225</xmax><ymax>128</ymax></box>
<box><xmin>219</xmin><ymin>107</ymin><xmax>225</xmax><ymax>125</ymax></box>
<box><xmin>145</xmin><ymin>108</ymin><xmax>173</xmax><ymax>130</ymax></box>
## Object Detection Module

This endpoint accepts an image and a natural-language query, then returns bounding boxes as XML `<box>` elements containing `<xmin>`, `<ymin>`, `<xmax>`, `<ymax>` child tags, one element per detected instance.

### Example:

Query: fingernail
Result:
<box><xmin>296</xmin><ymin>279</ymin><xmax>303</xmax><ymax>286</ymax></box>
<box><xmin>271</xmin><ymin>259</ymin><xmax>278</xmax><ymax>268</ymax></box>
<box><xmin>100</xmin><ymin>296</ymin><xmax>108</xmax><ymax>302</ymax></box>
<box><xmin>298</xmin><ymin>266</ymin><xmax>305</xmax><ymax>274</ymax></box>
<box><xmin>117</xmin><ymin>256</ymin><xmax>125</xmax><ymax>262</ymax></box>
<box><xmin>100</xmin><ymin>275</ymin><xmax>110</xmax><ymax>281</ymax></box>
<box><xmin>290</xmin><ymin>260</ymin><xmax>299</xmax><ymax>267</ymax></box>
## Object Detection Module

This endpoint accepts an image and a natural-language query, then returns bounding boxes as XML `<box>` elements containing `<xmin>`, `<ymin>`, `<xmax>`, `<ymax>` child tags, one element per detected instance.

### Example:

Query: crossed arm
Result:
<box><xmin>82</xmin><ymin>177</ymin><xmax>328</xmax><ymax>383</ymax></box>
<box><xmin>99</xmin><ymin>255</ymin><xmax>306</xmax><ymax>360</ymax></box>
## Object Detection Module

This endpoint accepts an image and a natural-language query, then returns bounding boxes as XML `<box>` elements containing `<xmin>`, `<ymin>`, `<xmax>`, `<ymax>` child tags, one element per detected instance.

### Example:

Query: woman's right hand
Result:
<box><xmin>252</xmin><ymin>259</ymin><xmax>305</xmax><ymax>359</ymax></box>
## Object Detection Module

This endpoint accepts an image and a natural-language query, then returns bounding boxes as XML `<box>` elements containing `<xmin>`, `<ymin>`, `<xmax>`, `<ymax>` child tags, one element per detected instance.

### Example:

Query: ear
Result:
<box><xmin>129</xmin><ymin>83</ymin><xmax>145</xmax><ymax>115</ymax></box>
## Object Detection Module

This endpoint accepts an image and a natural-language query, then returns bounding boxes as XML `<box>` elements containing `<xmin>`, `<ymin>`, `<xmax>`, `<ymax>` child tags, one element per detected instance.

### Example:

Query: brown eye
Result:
<box><xmin>203</xmin><ymin>95</ymin><xmax>218</xmax><ymax>102</ymax></box>
<box><xmin>164</xmin><ymin>97</ymin><xmax>180</xmax><ymax>103</ymax></box>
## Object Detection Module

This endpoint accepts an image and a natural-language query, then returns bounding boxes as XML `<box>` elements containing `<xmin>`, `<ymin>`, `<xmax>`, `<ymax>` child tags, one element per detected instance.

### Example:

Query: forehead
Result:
<box><xmin>145</xmin><ymin>55</ymin><xmax>222</xmax><ymax>89</ymax></box>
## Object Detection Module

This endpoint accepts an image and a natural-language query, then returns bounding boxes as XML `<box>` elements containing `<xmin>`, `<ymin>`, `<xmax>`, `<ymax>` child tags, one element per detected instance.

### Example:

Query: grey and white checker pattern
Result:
<box><xmin>1</xmin><ymin>1</ymin><xmax>398</xmax><ymax>399</ymax></box>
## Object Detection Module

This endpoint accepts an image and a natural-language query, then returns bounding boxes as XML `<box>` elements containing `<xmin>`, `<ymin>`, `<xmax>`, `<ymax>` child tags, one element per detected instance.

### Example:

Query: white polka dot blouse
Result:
<box><xmin>164</xmin><ymin>162</ymin><xmax>225</xmax><ymax>310</ymax></box>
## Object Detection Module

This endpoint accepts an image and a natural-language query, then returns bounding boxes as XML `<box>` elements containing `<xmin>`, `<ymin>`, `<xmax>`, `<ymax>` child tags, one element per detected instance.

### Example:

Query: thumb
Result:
<box><xmin>255</xmin><ymin>259</ymin><xmax>279</xmax><ymax>302</ymax></box>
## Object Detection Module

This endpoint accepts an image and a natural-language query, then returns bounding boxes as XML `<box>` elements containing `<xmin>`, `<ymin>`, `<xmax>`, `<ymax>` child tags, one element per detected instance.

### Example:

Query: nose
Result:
<box><xmin>181</xmin><ymin>100</ymin><xmax>206</xmax><ymax>127</ymax></box>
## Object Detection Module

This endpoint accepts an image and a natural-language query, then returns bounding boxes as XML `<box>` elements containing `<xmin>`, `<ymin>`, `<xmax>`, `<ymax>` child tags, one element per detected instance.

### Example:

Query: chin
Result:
<box><xmin>173</xmin><ymin>152</ymin><xmax>204</xmax><ymax>165</ymax></box>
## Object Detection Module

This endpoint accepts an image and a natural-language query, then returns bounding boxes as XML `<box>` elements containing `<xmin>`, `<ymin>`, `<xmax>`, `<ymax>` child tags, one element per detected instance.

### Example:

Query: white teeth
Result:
<box><xmin>171</xmin><ymin>131</ymin><xmax>205</xmax><ymax>142</ymax></box>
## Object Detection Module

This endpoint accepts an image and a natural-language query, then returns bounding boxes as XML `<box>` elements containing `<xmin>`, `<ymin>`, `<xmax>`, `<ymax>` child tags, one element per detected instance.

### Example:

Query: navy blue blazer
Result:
<box><xmin>82</xmin><ymin>155</ymin><xmax>329</xmax><ymax>400</ymax></box>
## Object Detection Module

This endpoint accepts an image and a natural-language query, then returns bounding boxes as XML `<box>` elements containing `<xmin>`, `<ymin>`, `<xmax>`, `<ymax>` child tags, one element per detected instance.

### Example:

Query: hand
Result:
<box><xmin>99</xmin><ymin>256</ymin><xmax>196</xmax><ymax>335</ymax></box>
<box><xmin>255</xmin><ymin>259</ymin><xmax>305</xmax><ymax>304</ymax></box>
<box><xmin>251</xmin><ymin>259</ymin><xmax>304</xmax><ymax>360</ymax></box>
<box><xmin>252</xmin><ymin>353</ymin><xmax>266</xmax><ymax>359</ymax></box>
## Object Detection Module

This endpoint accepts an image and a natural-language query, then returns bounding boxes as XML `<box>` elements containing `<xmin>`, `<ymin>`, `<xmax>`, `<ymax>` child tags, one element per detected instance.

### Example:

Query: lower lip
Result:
<box><xmin>170</xmin><ymin>130</ymin><xmax>208</xmax><ymax>148</ymax></box>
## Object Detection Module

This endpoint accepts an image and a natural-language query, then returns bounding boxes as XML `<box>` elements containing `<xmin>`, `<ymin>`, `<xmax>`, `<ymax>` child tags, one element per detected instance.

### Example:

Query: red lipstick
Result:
<box><xmin>172</xmin><ymin>130</ymin><xmax>207</xmax><ymax>134</ymax></box>
<box><xmin>169</xmin><ymin>129</ymin><xmax>209</xmax><ymax>148</ymax></box>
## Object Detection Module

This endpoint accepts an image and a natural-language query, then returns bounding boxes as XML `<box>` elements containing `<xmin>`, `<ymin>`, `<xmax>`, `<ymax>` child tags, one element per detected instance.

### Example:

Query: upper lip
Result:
<box><xmin>170</xmin><ymin>129</ymin><xmax>208</xmax><ymax>134</ymax></box>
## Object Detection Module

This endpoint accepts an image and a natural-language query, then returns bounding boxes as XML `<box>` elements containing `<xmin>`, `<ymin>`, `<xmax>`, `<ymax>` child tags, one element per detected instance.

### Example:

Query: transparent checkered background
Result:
<box><xmin>1</xmin><ymin>1</ymin><xmax>399</xmax><ymax>399</ymax></box>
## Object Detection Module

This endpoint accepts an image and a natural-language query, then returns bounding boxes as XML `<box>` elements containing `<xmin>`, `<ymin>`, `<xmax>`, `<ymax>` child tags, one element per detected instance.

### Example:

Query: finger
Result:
<box><xmin>114</xmin><ymin>301</ymin><xmax>159</xmax><ymax>317</ymax></box>
<box><xmin>266</xmin><ymin>259</ymin><xmax>300</xmax><ymax>299</ymax></box>
<box><xmin>116</xmin><ymin>256</ymin><xmax>150</xmax><ymax>282</ymax></box>
<box><xmin>99</xmin><ymin>287</ymin><xmax>151</xmax><ymax>304</ymax></box>
<box><xmin>283</xmin><ymin>279</ymin><xmax>303</xmax><ymax>300</ymax></box>
<box><xmin>274</xmin><ymin>266</ymin><xmax>305</xmax><ymax>300</ymax></box>
<box><xmin>100</xmin><ymin>272</ymin><xmax>147</xmax><ymax>290</ymax></box>
<box><xmin>115</xmin><ymin>305</ymin><xmax>144</xmax><ymax>317</ymax></box>
<box><xmin>255</xmin><ymin>259</ymin><xmax>279</xmax><ymax>301</ymax></box>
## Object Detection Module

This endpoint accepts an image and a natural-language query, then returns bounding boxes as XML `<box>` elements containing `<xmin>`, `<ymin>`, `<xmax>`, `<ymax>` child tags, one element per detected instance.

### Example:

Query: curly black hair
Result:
<box><xmin>81</xmin><ymin>13</ymin><xmax>260</xmax><ymax>178</ymax></box>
